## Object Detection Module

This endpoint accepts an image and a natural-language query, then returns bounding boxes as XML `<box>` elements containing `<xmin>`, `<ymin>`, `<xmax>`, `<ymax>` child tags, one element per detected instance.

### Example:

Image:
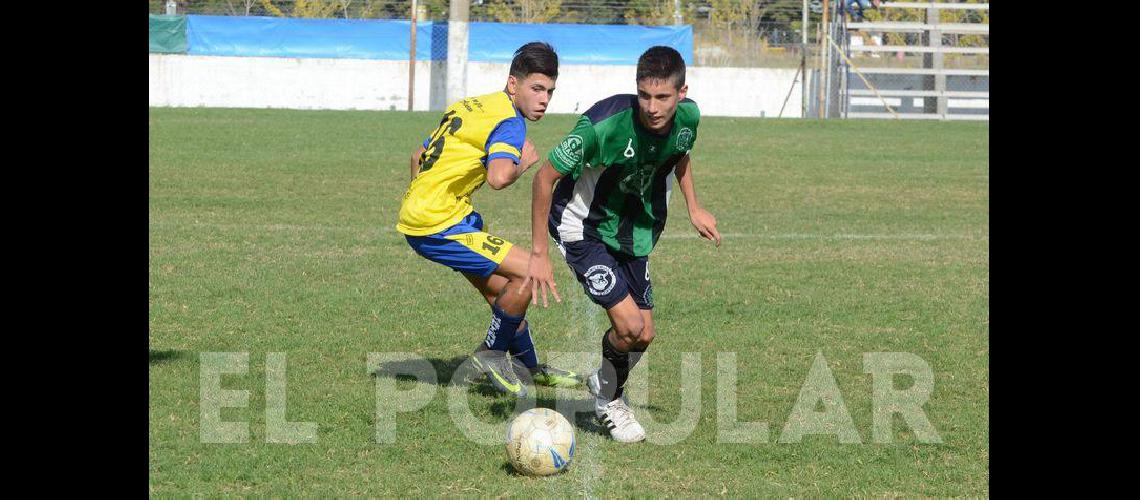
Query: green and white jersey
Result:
<box><xmin>547</xmin><ymin>94</ymin><xmax>700</xmax><ymax>258</ymax></box>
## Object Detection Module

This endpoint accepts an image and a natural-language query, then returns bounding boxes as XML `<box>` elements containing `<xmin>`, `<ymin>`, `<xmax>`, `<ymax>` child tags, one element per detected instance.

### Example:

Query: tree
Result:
<box><xmin>223</xmin><ymin>0</ymin><xmax>259</xmax><ymax>15</ymax></box>
<box><xmin>551</xmin><ymin>0</ymin><xmax>624</xmax><ymax>24</ymax></box>
<box><xmin>259</xmin><ymin>0</ymin><xmax>341</xmax><ymax>18</ymax></box>
<box><xmin>484</xmin><ymin>0</ymin><xmax>564</xmax><ymax>24</ymax></box>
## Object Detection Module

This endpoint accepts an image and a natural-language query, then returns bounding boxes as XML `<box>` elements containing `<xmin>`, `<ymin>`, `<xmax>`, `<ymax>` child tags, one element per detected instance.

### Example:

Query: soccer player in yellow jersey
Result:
<box><xmin>397</xmin><ymin>42</ymin><xmax>580</xmax><ymax>397</ymax></box>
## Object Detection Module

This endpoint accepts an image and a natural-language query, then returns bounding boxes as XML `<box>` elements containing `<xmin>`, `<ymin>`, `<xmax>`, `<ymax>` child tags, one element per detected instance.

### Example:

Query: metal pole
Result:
<box><xmin>929</xmin><ymin>6</ymin><xmax>946</xmax><ymax>118</ymax></box>
<box><xmin>839</xmin><ymin>13</ymin><xmax>848</xmax><ymax>118</ymax></box>
<box><xmin>674</xmin><ymin>0</ymin><xmax>683</xmax><ymax>25</ymax></box>
<box><xmin>819</xmin><ymin>0</ymin><xmax>829</xmax><ymax>118</ymax></box>
<box><xmin>166</xmin><ymin>0</ymin><xmax>177</xmax><ymax>15</ymax></box>
<box><xmin>408</xmin><ymin>0</ymin><xmax>418</xmax><ymax>112</ymax></box>
<box><xmin>779</xmin><ymin>65</ymin><xmax>802</xmax><ymax>118</ymax></box>
<box><xmin>801</xmin><ymin>0</ymin><xmax>808</xmax><ymax>118</ymax></box>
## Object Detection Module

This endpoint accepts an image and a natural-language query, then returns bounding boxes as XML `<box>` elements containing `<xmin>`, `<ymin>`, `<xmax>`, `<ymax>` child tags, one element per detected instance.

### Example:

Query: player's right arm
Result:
<box><xmin>524</xmin><ymin>160</ymin><xmax>565</xmax><ymax>307</ymax></box>
<box><xmin>524</xmin><ymin>118</ymin><xmax>596</xmax><ymax>307</ymax></box>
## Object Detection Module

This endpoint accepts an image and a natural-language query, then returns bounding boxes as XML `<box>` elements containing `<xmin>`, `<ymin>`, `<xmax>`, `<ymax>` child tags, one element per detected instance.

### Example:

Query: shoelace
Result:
<box><xmin>606</xmin><ymin>399</ymin><xmax>636</xmax><ymax>428</ymax></box>
<box><xmin>492</xmin><ymin>356</ymin><xmax>521</xmax><ymax>383</ymax></box>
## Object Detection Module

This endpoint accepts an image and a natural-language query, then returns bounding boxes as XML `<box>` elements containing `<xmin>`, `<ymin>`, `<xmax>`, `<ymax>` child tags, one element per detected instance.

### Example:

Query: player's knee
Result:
<box><xmin>481</xmin><ymin>290</ymin><xmax>498</xmax><ymax>306</ymax></box>
<box><xmin>615</xmin><ymin>319</ymin><xmax>645</xmax><ymax>347</ymax></box>
<box><xmin>497</xmin><ymin>266</ymin><xmax>525</xmax><ymax>282</ymax></box>
<box><xmin>637</xmin><ymin>323</ymin><xmax>655</xmax><ymax>346</ymax></box>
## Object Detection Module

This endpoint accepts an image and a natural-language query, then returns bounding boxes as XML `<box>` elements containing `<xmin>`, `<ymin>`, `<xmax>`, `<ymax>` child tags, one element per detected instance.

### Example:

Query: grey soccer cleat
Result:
<box><xmin>471</xmin><ymin>348</ymin><xmax>528</xmax><ymax>398</ymax></box>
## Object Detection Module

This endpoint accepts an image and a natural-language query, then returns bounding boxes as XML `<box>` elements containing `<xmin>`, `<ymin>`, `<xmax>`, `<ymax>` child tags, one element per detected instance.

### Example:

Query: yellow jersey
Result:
<box><xmin>396</xmin><ymin>91</ymin><xmax>526</xmax><ymax>236</ymax></box>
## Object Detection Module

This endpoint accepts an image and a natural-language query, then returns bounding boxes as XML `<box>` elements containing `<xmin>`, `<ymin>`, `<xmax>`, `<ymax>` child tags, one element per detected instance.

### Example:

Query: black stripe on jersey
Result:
<box><xmin>584</xmin><ymin>94</ymin><xmax>637</xmax><ymax>124</ymax></box>
<box><xmin>582</xmin><ymin>166</ymin><xmax>627</xmax><ymax>245</ymax></box>
<box><xmin>548</xmin><ymin>174</ymin><xmax>578</xmax><ymax>239</ymax></box>
<box><xmin>650</xmin><ymin>153</ymin><xmax>686</xmax><ymax>247</ymax></box>
<box><xmin>614</xmin><ymin>193</ymin><xmax>643</xmax><ymax>256</ymax></box>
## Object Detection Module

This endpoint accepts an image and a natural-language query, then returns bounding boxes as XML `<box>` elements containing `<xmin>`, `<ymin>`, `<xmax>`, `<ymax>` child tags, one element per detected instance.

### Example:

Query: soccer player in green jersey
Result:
<box><xmin>524</xmin><ymin>46</ymin><xmax>721</xmax><ymax>442</ymax></box>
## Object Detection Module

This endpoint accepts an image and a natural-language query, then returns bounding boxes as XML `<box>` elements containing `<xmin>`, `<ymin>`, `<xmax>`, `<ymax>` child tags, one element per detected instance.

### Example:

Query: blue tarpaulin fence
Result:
<box><xmin>182</xmin><ymin>15</ymin><xmax>691</xmax><ymax>65</ymax></box>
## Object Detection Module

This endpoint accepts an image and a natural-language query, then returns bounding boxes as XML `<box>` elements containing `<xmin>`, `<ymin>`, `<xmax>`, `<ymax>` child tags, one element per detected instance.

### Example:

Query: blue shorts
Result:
<box><xmin>405</xmin><ymin>212</ymin><xmax>514</xmax><ymax>278</ymax></box>
<box><xmin>553</xmin><ymin>236</ymin><xmax>653</xmax><ymax>311</ymax></box>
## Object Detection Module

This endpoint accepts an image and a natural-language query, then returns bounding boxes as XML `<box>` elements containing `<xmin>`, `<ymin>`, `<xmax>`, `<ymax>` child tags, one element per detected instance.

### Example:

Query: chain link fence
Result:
<box><xmin>151</xmin><ymin>1</ymin><xmax>988</xmax><ymax>118</ymax></box>
<box><xmin>150</xmin><ymin>1</ymin><xmax>830</xmax><ymax>68</ymax></box>
<box><xmin>149</xmin><ymin>1</ymin><xmax>987</xmax><ymax>70</ymax></box>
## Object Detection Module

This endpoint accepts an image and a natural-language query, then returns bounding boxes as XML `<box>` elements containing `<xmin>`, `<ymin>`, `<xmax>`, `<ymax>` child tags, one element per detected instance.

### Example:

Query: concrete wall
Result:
<box><xmin>150</xmin><ymin>54</ymin><xmax>806</xmax><ymax>118</ymax></box>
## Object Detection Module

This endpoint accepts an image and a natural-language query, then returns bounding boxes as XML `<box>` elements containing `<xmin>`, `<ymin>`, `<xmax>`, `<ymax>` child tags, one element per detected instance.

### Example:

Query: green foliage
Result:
<box><xmin>861</xmin><ymin>0</ymin><xmax>989</xmax><ymax>48</ymax></box>
<box><xmin>483</xmin><ymin>0</ymin><xmax>564</xmax><ymax>23</ymax></box>
<box><xmin>258</xmin><ymin>0</ymin><xmax>340</xmax><ymax>18</ymax></box>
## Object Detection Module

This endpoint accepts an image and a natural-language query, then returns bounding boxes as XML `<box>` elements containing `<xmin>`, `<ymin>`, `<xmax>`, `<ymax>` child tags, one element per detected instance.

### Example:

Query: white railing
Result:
<box><xmin>879</xmin><ymin>2</ymin><xmax>989</xmax><ymax>10</ymax></box>
<box><xmin>846</xmin><ymin>22</ymin><xmax>989</xmax><ymax>34</ymax></box>
<box><xmin>848</xmin><ymin>44</ymin><xmax>989</xmax><ymax>54</ymax></box>
<box><xmin>840</xmin><ymin>1</ymin><xmax>988</xmax><ymax>120</ymax></box>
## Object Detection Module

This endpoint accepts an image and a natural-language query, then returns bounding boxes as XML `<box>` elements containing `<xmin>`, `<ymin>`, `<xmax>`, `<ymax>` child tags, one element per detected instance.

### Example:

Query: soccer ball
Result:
<box><xmin>505</xmin><ymin>408</ymin><xmax>576</xmax><ymax>476</ymax></box>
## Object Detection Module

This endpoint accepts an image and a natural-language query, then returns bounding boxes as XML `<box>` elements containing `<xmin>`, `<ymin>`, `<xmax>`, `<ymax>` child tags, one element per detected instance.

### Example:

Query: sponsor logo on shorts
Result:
<box><xmin>642</xmin><ymin>284</ymin><xmax>653</xmax><ymax>308</ymax></box>
<box><xmin>584</xmin><ymin>264</ymin><xmax>616</xmax><ymax>297</ymax></box>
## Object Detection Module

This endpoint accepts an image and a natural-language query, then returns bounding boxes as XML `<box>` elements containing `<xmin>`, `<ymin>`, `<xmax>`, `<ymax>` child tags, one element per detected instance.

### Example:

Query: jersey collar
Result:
<box><xmin>502</xmin><ymin>90</ymin><xmax>524</xmax><ymax>119</ymax></box>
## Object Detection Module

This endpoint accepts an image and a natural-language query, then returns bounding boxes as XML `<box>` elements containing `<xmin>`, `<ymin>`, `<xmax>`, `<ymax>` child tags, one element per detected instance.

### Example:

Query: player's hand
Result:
<box><xmin>689</xmin><ymin>207</ymin><xmax>722</xmax><ymax>247</ymax></box>
<box><xmin>520</xmin><ymin>139</ymin><xmax>540</xmax><ymax>173</ymax></box>
<box><xmin>521</xmin><ymin>251</ymin><xmax>562</xmax><ymax>308</ymax></box>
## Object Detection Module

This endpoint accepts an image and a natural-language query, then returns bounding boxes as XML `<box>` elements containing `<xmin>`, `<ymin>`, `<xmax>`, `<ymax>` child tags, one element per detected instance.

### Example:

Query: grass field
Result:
<box><xmin>149</xmin><ymin>107</ymin><xmax>988</xmax><ymax>496</ymax></box>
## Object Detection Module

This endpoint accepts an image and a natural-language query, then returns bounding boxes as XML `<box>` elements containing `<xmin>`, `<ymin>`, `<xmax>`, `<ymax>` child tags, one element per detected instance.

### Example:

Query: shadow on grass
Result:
<box><xmin>371</xmin><ymin>355</ymin><xmax>478</xmax><ymax>386</ymax></box>
<box><xmin>149</xmin><ymin>349</ymin><xmax>186</xmax><ymax>365</ymax></box>
<box><xmin>371</xmin><ymin>354</ymin><xmax>661</xmax><ymax>436</ymax></box>
<box><xmin>498</xmin><ymin>461</ymin><xmax>575</xmax><ymax>477</ymax></box>
<box><xmin>500</xmin><ymin>462</ymin><xmax>526</xmax><ymax>476</ymax></box>
<box><xmin>371</xmin><ymin>355</ymin><xmax>533</xmax><ymax>400</ymax></box>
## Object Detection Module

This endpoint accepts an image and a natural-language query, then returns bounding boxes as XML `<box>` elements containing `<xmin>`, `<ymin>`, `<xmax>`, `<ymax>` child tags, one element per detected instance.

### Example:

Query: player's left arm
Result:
<box><xmin>409</xmin><ymin>145</ymin><xmax>426</xmax><ymax>181</ymax></box>
<box><xmin>487</xmin><ymin>138</ymin><xmax>539</xmax><ymax>190</ymax></box>
<box><xmin>674</xmin><ymin>154</ymin><xmax>722</xmax><ymax>246</ymax></box>
<box><xmin>485</xmin><ymin>117</ymin><xmax>538</xmax><ymax>190</ymax></box>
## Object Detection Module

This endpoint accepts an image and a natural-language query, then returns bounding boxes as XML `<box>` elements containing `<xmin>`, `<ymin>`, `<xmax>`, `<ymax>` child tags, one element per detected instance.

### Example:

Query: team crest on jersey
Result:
<box><xmin>553</xmin><ymin>135</ymin><xmax>584</xmax><ymax>166</ymax></box>
<box><xmin>584</xmin><ymin>265</ymin><xmax>617</xmax><ymax>296</ymax></box>
<box><xmin>676</xmin><ymin>127</ymin><xmax>694</xmax><ymax>151</ymax></box>
<box><xmin>619</xmin><ymin>167</ymin><xmax>654</xmax><ymax>195</ymax></box>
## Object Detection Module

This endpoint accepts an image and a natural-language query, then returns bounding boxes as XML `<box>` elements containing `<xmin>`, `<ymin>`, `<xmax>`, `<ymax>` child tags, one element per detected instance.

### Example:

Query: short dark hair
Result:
<box><xmin>510</xmin><ymin>41</ymin><xmax>558</xmax><ymax>80</ymax></box>
<box><xmin>636</xmin><ymin>46</ymin><xmax>686</xmax><ymax>89</ymax></box>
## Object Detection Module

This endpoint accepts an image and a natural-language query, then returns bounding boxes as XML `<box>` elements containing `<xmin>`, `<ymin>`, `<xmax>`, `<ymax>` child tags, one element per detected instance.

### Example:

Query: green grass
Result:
<box><xmin>149</xmin><ymin>107</ymin><xmax>988</xmax><ymax>496</ymax></box>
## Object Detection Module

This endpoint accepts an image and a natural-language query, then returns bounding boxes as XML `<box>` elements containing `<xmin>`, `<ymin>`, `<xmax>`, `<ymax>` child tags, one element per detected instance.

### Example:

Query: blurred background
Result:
<box><xmin>149</xmin><ymin>1</ymin><xmax>988</xmax><ymax>119</ymax></box>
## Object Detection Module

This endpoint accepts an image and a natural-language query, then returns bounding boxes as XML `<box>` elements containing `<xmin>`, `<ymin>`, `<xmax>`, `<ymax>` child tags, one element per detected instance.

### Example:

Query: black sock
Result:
<box><xmin>600</xmin><ymin>329</ymin><xmax>628</xmax><ymax>401</ymax></box>
<box><xmin>616</xmin><ymin>345</ymin><xmax>647</xmax><ymax>400</ymax></box>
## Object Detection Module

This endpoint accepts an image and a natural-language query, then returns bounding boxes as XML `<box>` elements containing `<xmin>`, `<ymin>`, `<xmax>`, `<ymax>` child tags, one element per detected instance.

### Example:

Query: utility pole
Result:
<box><xmin>819</xmin><ymin>0</ymin><xmax>829</xmax><ymax>118</ymax></box>
<box><xmin>408</xmin><ymin>0</ymin><xmax>417</xmax><ymax>111</ymax></box>
<box><xmin>446</xmin><ymin>0</ymin><xmax>470</xmax><ymax>106</ymax></box>
<box><xmin>801</xmin><ymin>0</ymin><xmax>808</xmax><ymax>118</ymax></box>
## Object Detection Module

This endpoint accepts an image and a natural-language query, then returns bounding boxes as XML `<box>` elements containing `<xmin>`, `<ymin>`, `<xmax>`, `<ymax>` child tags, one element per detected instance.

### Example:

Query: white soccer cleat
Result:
<box><xmin>597</xmin><ymin>398</ymin><xmax>646</xmax><ymax>443</ymax></box>
<box><xmin>587</xmin><ymin>370</ymin><xmax>646</xmax><ymax>443</ymax></box>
